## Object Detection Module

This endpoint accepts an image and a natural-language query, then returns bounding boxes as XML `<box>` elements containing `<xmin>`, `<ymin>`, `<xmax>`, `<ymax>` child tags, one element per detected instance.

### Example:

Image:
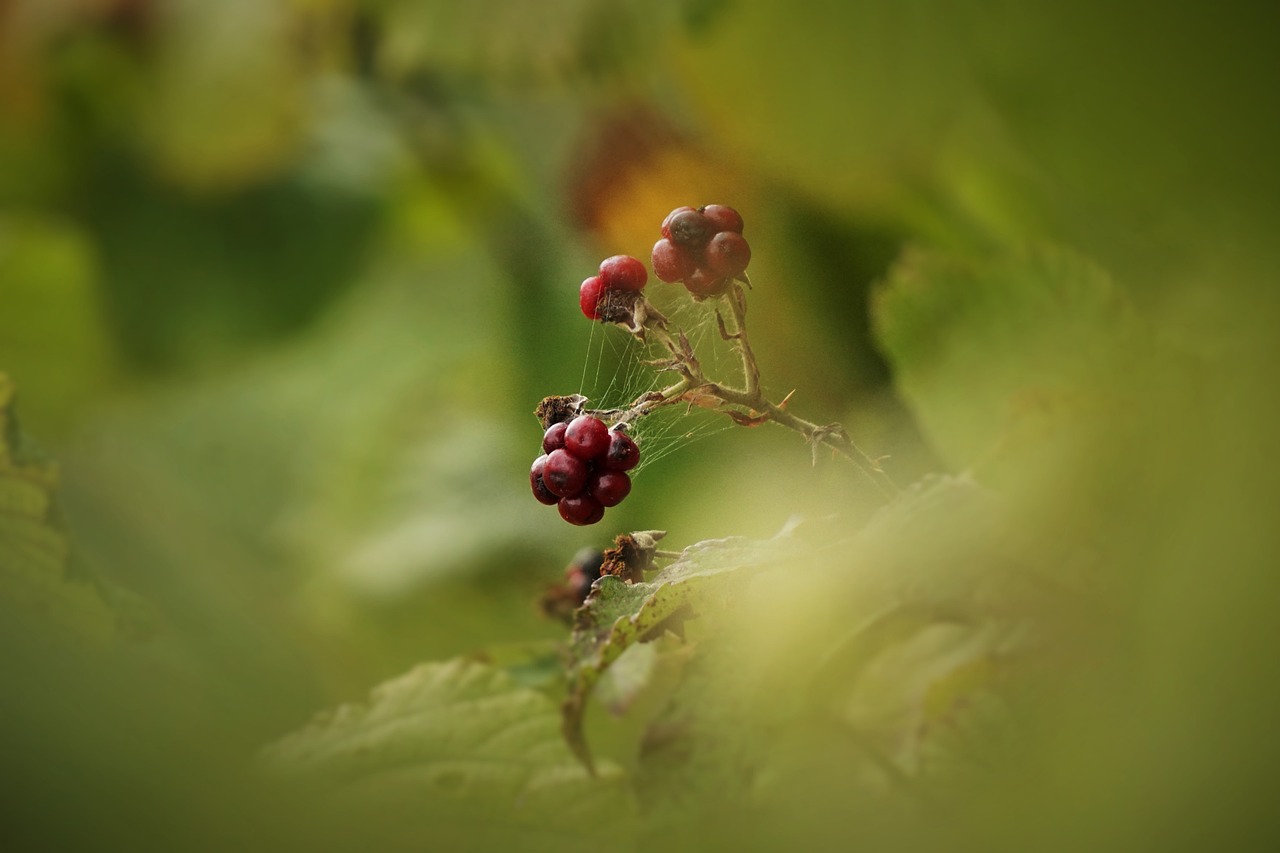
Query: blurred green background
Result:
<box><xmin>2</xmin><ymin>0</ymin><xmax>1278</xmax><ymax>850</ymax></box>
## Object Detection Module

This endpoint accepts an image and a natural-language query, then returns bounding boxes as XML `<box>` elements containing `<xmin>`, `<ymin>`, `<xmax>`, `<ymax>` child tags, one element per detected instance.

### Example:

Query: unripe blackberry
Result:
<box><xmin>588</xmin><ymin>470</ymin><xmax>632</xmax><ymax>507</ymax></box>
<box><xmin>530</xmin><ymin>456</ymin><xmax>559</xmax><ymax>505</ymax></box>
<box><xmin>665</xmin><ymin>208</ymin><xmax>711</xmax><ymax>248</ymax></box>
<box><xmin>598</xmin><ymin>254</ymin><xmax>648</xmax><ymax>293</ymax></box>
<box><xmin>542</xmin><ymin>421</ymin><xmax>568</xmax><ymax>454</ymax></box>
<box><xmin>660</xmin><ymin>206</ymin><xmax>697</xmax><ymax>240</ymax></box>
<box><xmin>700</xmin><ymin>204</ymin><xmax>744</xmax><ymax>234</ymax></box>
<box><xmin>579</xmin><ymin>276</ymin><xmax>605</xmax><ymax>319</ymax></box>
<box><xmin>543</xmin><ymin>448</ymin><xmax>589</xmax><ymax>497</ymax></box>
<box><xmin>652</xmin><ymin>238</ymin><xmax>697</xmax><ymax>283</ymax></box>
<box><xmin>704</xmin><ymin>230</ymin><xmax>752</xmax><ymax>279</ymax></box>
<box><xmin>603</xmin><ymin>430</ymin><xmax>640</xmax><ymax>471</ymax></box>
<box><xmin>684</xmin><ymin>266</ymin><xmax>728</xmax><ymax>298</ymax></box>
<box><xmin>564</xmin><ymin>415</ymin><xmax>610</xmax><ymax>461</ymax></box>
<box><xmin>558</xmin><ymin>493</ymin><xmax>605</xmax><ymax>526</ymax></box>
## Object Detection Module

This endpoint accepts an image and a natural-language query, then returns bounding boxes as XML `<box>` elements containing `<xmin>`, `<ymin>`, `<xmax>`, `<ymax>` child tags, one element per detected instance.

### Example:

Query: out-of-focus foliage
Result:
<box><xmin>2</xmin><ymin>0</ymin><xmax>1278</xmax><ymax>850</ymax></box>
<box><xmin>260</xmin><ymin>658</ymin><xmax>634</xmax><ymax>853</ymax></box>
<box><xmin>0</xmin><ymin>372</ymin><xmax>117</xmax><ymax>643</ymax></box>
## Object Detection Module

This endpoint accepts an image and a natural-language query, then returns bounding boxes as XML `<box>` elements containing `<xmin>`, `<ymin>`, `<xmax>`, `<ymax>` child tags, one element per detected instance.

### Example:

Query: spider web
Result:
<box><xmin>575</xmin><ymin>287</ymin><xmax>737</xmax><ymax>476</ymax></box>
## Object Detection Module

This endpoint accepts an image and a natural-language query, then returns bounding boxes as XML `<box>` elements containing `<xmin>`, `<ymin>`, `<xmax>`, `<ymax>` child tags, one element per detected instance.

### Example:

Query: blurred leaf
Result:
<box><xmin>261</xmin><ymin>657</ymin><xmax>635</xmax><ymax>852</ymax></box>
<box><xmin>563</xmin><ymin>528</ymin><xmax>800</xmax><ymax>769</ymax></box>
<box><xmin>0</xmin><ymin>215</ymin><xmax>117</xmax><ymax>432</ymax></box>
<box><xmin>61</xmin><ymin>243</ymin><xmax>564</xmax><ymax>687</ymax></box>
<box><xmin>871</xmin><ymin>245</ymin><xmax>1133</xmax><ymax>473</ymax></box>
<box><xmin>145</xmin><ymin>0</ymin><xmax>304</xmax><ymax>189</ymax></box>
<box><xmin>618</xmin><ymin>478</ymin><xmax>1066</xmax><ymax>852</ymax></box>
<box><xmin>376</xmin><ymin>0</ymin><xmax>673</xmax><ymax>88</ymax></box>
<box><xmin>672</xmin><ymin>4</ymin><xmax>979</xmax><ymax>213</ymax></box>
<box><xmin>0</xmin><ymin>372</ymin><xmax>117</xmax><ymax>643</ymax></box>
<box><xmin>83</xmin><ymin>160</ymin><xmax>382</xmax><ymax>370</ymax></box>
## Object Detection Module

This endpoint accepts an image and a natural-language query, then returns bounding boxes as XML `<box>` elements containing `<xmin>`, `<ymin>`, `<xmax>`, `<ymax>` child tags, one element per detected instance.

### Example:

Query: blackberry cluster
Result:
<box><xmin>530</xmin><ymin>414</ymin><xmax>640</xmax><ymax>526</ymax></box>
<box><xmin>651</xmin><ymin>204</ymin><xmax>751</xmax><ymax>298</ymax></box>
<box><xmin>579</xmin><ymin>254</ymin><xmax>648</xmax><ymax>322</ymax></box>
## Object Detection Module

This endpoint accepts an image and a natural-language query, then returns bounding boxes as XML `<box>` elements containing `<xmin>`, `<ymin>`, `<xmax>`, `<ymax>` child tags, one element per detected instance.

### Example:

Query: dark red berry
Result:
<box><xmin>598</xmin><ymin>255</ymin><xmax>648</xmax><ymax>293</ymax></box>
<box><xmin>542</xmin><ymin>448</ymin><xmax>588</xmax><ymax>497</ymax></box>
<box><xmin>542</xmin><ymin>422</ymin><xmax>568</xmax><ymax>454</ymax></box>
<box><xmin>558</xmin><ymin>493</ymin><xmax>605</xmax><ymax>526</ymax></box>
<box><xmin>579</xmin><ymin>275</ymin><xmax>605</xmax><ymax>319</ymax></box>
<box><xmin>660</xmin><ymin>206</ymin><xmax>697</xmax><ymax>240</ymax></box>
<box><xmin>530</xmin><ymin>455</ymin><xmax>559</xmax><ymax>506</ymax></box>
<box><xmin>704</xmin><ymin>231</ymin><xmax>752</xmax><ymax>278</ymax></box>
<box><xmin>700</xmin><ymin>204</ymin><xmax>744</xmax><ymax>234</ymax></box>
<box><xmin>665</xmin><ymin>208</ymin><xmax>711</xmax><ymax>248</ymax></box>
<box><xmin>564</xmin><ymin>415</ymin><xmax>610</xmax><ymax>461</ymax></box>
<box><xmin>652</xmin><ymin>238</ymin><xmax>697</xmax><ymax>283</ymax></box>
<box><xmin>604</xmin><ymin>430</ymin><xmax>640</xmax><ymax>471</ymax></box>
<box><xmin>685</xmin><ymin>266</ymin><xmax>728</xmax><ymax>298</ymax></box>
<box><xmin>588</xmin><ymin>470</ymin><xmax>631</xmax><ymax>507</ymax></box>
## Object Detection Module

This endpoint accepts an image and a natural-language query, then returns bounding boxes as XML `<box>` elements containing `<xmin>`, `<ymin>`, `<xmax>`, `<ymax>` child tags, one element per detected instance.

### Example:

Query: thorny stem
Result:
<box><xmin>587</xmin><ymin>281</ymin><xmax>900</xmax><ymax>500</ymax></box>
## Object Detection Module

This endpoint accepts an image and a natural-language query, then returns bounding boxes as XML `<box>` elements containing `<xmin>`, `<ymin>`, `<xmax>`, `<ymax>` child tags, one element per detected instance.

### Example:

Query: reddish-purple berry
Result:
<box><xmin>558</xmin><ymin>493</ymin><xmax>605</xmax><ymax>526</ymax></box>
<box><xmin>530</xmin><ymin>455</ymin><xmax>559</xmax><ymax>506</ymax></box>
<box><xmin>564</xmin><ymin>415</ymin><xmax>609</xmax><ymax>461</ymax></box>
<box><xmin>700</xmin><ymin>204</ymin><xmax>744</xmax><ymax>234</ymax></box>
<box><xmin>684</xmin><ymin>266</ymin><xmax>728</xmax><ymax>298</ymax></box>
<box><xmin>665</xmin><ymin>208</ymin><xmax>711</xmax><ymax>248</ymax></box>
<box><xmin>652</xmin><ymin>238</ymin><xmax>697</xmax><ymax>283</ymax></box>
<box><xmin>704</xmin><ymin>231</ymin><xmax>752</xmax><ymax>278</ymax></box>
<box><xmin>588</xmin><ymin>470</ymin><xmax>632</xmax><ymax>507</ymax></box>
<box><xmin>579</xmin><ymin>275</ymin><xmax>605</xmax><ymax>319</ymax></box>
<box><xmin>542</xmin><ymin>422</ymin><xmax>568</xmax><ymax>454</ymax></box>
<box><xmin>661</xmin><ymin>206</ymin><xmax>697</xmax><ymax>240</ymax></box>
<box><xmin>598</xmin><ymin>255</ymin><xmax>648</xmax><ymax>293</ymax></box>
<box><xmin>542</xmin><ymin>448</ymin><xmax>588</xmax><ymax>497</ymax></box>
<box><xmin>604</xmin><ymin>430</ymin><xmax>640</xmax><ymax>471</ymax></box>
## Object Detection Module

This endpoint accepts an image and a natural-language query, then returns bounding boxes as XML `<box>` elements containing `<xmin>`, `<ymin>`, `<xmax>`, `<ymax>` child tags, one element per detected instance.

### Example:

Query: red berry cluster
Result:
<box><xmin>652</xmin><ymin>204</ymin><xmax>751</xmax><ymax>298</ymax></box>
<box><xmin>530</xmin><ymin>415</ymin><xmax>641</xmax><ymax>525</ymax></box>
<box><xmin>580</xmin><ymin>254</ymin><xmax>648</xmax><ymax>321</ymax></box>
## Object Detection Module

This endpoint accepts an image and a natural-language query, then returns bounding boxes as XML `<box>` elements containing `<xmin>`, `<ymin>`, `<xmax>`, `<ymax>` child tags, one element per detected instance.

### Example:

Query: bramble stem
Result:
<box><xmin>586</xmin><ymin>281</ymin><xmax>899</xmax><ymax>500</ymax></box>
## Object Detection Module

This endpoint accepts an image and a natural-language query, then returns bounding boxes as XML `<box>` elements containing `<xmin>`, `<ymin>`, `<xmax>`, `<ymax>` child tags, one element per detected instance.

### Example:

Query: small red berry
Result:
<box><xmin>665</xmin><ymin>208</ymin><xmax>712</xmax><ymax>248</ymax></box>
<box><xmin>542</xmin><ymin>448</ymin><xmax>589</xmax><ymax>497</ymax></box>
<box><xmin>579</xmin><ymin>275</ymin><xmax>605</xmax><ymax>319</ymax></box>
<box><xmin>558</xmin><ymin>493</ymin><xmax>605</xmax><ymax>526</ymax></box>
<box><xmin>651</xmin><ymin>238</ymin><xmax>697</xmax><ymax>283</ymax></box>
<box><xmin>542</xmin><ymin>422</ymin><xmax>568</xmax><ymax>454</ymax></box>
<box><xmin>704</xmin><ymin>231</ymin><xmax>752</xmax><ymax>278</ymax></box>
<box><xmin>588</xmin><ymin>470</ymin><xmax>632</xmax><ymax>507</ymax></box>
<box><xmin>530</xmin><ymin>456</ymin><xmax>559</xmax><ymax>506</ymax></box>
<box><xmin>564</xmin><ymin>415</ymin><xmax>610</xmax><ymax>461</ymax></box>
<box><xmin>661</xmin><ymin>206</ymin><xmax>697</xmax><ymax>240</ymax></box>
<box><xmin>684</xmin><ymin>266</ymin><xmax>728</xmax><ymax>298</ymax></box>
<box><xmin>603</xmin><ymin>430</ymin><xmax>640</xmax><ymax>471</ymax></box>
<box><xmin>598</xmin><ymin>255</ymin><xmax>648</xmax><ymax>293</ymax></box>
<box><xmin>700</xmin><ymin>204</ymin><xmax>744</xmax><ymax>234</ymax></box>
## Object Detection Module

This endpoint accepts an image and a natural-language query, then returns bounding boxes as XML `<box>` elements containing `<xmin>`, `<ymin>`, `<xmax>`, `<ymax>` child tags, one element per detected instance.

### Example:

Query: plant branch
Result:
<box><xmin>586</xmin><ymin>282</ymin><xmax>899</xmax><ymax>500</ymax></box>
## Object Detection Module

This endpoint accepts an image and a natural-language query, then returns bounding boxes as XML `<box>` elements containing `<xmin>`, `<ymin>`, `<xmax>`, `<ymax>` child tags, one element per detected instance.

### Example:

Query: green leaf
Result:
<box><xmin>0</xmin><ymin>373</ymin><xmax>117</xmax><ymax>644</ymax></box>
<box><xmin>261</xmin><ymin>657</ymin><xmax>635</xmax><ymax>852</ymax></box>
<box><xmin>630</xmin><ymin>476</ymin><xmax>1061</xmax><ymax>822</ymax></box>
<box><xmin>872</xmin><ymin>245</ymin><xmax>1134</xmax><ymax>473</ymax></box>
<box><xmin>562</xmin><ymin>529</ymin><xmax>797</xmax><ymax>770</ymax></box>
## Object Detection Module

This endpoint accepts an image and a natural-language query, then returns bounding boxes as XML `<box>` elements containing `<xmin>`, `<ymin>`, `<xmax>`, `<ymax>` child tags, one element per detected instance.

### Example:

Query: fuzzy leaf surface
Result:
<box><xmin>872</xmin><ymin>245</ymin><xmax>1133</xmax><ymax>472</ymax></box>
<box><xmin>0</xmin><ymin>373</ymin><xmax>116</xmax><ymax>643</ymax></box>
<box><xmin>562</xmin><ymin>531</ymin><xmax>796</xmax><ymax>768</ymax></box>
<box><xmin>261</xmin><ymin>657</ymin><xmax>634</xmax><ymax>851</ymax></box>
